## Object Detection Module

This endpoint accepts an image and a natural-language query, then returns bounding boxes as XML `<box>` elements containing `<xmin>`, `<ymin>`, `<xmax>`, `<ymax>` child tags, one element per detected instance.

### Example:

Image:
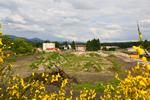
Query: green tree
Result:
<box><xmin>86</xmin><ymin>39</ymin><xmax>100</xmax><ymax>51</ymax></box>
<box><xmin>12</xmin><ymin>38</ymin><xmax>33</xmax><ymax>54</ymax></box>
<box><xmin>55</xmin><ymin>41</ymin><xmax>60</xmax><ymax>48</ymax></box>
<box><xmin>143</xmin><ymin>40</ymin><xmax>150</xmax><ymax>50</ymax></box>
<box><xmin>71</xmin><ymin>41</ymin><xmax>76</xmax><ymax>50</ymax></box>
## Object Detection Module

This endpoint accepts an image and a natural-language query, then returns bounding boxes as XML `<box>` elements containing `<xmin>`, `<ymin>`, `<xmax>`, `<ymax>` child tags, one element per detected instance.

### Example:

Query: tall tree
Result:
<box><xmin>55</xmin><ymin>41</ymin><xmax>60</xmax><ymax>48</ymax></box>
<box><xmin>12</xmin><ymin>38</ymin><xmax>33</xmax><ymax>54</ymax></box>
<box><xmin>71</xmin><ymin>41</ymin><xmax>76</xmax><ymax>50</ymax></box>
<box><xmin>86</xmin><ymin>39</ymin><xmax>100</xmax><ymax>51</ymax></box>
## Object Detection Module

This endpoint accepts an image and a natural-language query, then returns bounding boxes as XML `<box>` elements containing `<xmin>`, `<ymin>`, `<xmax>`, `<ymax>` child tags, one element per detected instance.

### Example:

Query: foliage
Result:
<box><xmin>2</xmin><ymin>35</ymin><xmax>34</xmax><ymax>55</ymax></box>
<box><xmin>107</xmin><ymin>55</ymin><xmax>121</xmax><ymax>72</ymax></box>
<box><xmin>71</xmin><ymin>41</ymin><xmax>76</xmax><ymax>50</ymax></box>
<box><xmin>71</xmin><ymin>82</ymin><xmax>105</xmax><ymax>92</ymax></box>
<box><xmin>143</xmin><ymin>40</ymin><xmax>150</xmax><ymax>50</ymax></box>
<box><xmin>12</xmin><ymin>38</ymin><xmax>33</xmax><ymax>54</ymax></box>
<box><xmin>101</xmin><ymin>41</ymin><xmax>140</xmax><ymax>49</ymax></box>
<box><xmin>86</xmin><ymin>38</ymin><xmax>100</xmax><ymax>51</ymax></box>
<box><xmin>2</xmin><ymin>35</ymin><xmax>14</xmax><ymax>51</ymax></box>
<box><xmin>55</xmin><ymin>41</ymin><xmax>60</xmax><ymax>49</ymax></box>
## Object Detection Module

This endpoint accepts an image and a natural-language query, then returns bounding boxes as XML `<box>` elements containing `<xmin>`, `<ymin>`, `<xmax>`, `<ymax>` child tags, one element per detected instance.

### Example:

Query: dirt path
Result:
<box><xmin>12</xmin><ymin>54</ymin><xmax>39</xmax><ymax>77</ymax></box>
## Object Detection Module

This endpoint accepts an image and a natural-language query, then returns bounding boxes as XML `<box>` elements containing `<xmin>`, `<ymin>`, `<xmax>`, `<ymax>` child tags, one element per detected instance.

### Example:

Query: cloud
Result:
<box><xmin>141</xmin><ymin>19</ymin><xmax>150</xmax><ymax>24</ymax></box>
<box><xmin>7</xmin><ymin>14</ymin><xmax>26</xmax><ymax>24</ymax></box>
<box><xmin>7</xmin><ymin>23</ymin><xmax>45</xmax><ymax>32</ymax></box>
<box><xmin>54</xmin><ymin>33</ymin><xmax>78</xmax><ymax>41</ymax></box>
<box><xmin>0</xmin><ymin>0</ymin><xmax>150</xmax><ymax>42</ymax></box>
<box><xmin>0</xmin><ymin>7</ymin><xmax>11</xmax><ymax>20</ymax></box>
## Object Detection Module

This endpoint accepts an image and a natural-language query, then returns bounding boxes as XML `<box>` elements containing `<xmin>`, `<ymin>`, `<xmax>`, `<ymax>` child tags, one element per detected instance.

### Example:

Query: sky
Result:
<box><xmin>0</xmin><ymin>0</ymin><xmax>150</xmax><ymax>42</ymax></box>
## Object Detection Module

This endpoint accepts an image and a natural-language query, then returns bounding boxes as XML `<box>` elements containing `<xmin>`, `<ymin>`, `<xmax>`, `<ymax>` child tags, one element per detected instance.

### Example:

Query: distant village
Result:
<box><xmin>35</xmin><ymin>41</ymin><xmax>150</xmax><ymax>59</ymax></box>
<box><xmin>37</xmin><ymin>42</ymin><xmax>142</xmax><ymax>52</ymax></box>
<box><xmin>37</xmin><ymin>42</ymin><xmax>87</xmax><ymax>52</ymax></box>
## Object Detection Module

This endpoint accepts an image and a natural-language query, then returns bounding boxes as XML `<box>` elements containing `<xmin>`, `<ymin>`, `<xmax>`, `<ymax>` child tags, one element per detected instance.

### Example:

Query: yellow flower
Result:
<box><xmin>132</xmin><ymin>46</ymin><xmax>144</xmax><ymax>55</ymax></box>
<box><xmin>141</xmin><ymin>56</ymin><xmax>147</xmax><ymax>62</ymax></box>
<box><xmin>133</xmin><ymin>46</ymin><xmax>138</xmax><ymax>49</ymax></box>
<box><xmin>0</xmin><ymin>39</ymin><xmax>3</xmax><ymax>45</ymax></box>
<box><xmin>138</xmin><ymin>48</ymin><xmax>144</xmax><ymax>55</ymax></box>
<box><xmin>42</xmin><ymin>73</ymin><xmax>45</xmax><ymax>77</ymax></box>
<box><xmin>139</xmin><ymin>80</ymin><xmax>146</xmax><ymax>87</ymax></box>
<box><xmin>0</xmin><ymin>57</ymin><xmax>3</xmax><ymax>63</ymax></box>
<box><xmin>134</xmin><ymin>62</ymin><xmax>140</xmax><ymax>70</ymax></box>
<box><xmin>0</xmin><ymin>48</ymin><xmax>2</xmax><ymax>52</ymax></box>
<box><xmin>6</xmin><ymin>54</ymin><xmax>10</xmax><ymax>57</ymax></box>
<box><xmin>32</xmin><ymin>72</ymin><xmax>35</xmax><ymax>76</ymax></box>
<box><xmin>20</xmin><ymin>79</ymin><xmax>25</xmax><ymax>87</ymax></box>
<box><xmin>146</xmin><ymin>64</ymin><xmax>150</xmax><ymax>71</ymax></box>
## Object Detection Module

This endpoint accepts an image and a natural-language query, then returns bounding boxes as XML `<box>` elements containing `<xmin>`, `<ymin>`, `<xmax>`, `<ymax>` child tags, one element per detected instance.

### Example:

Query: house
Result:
<box><xmin>43</xmin><ymin>43</ymin><xmax>57</xmax><ymax>51</ymax></box>
<box><xmin>62</xmin><ymin>44</ymin><xmax>72</xmax><ymax>50</ymax></box>
<box><xmin>75</xmin><ymin>45</ymin><xmax>86</xmax><ymax>52</ymax></box>
<box><xmin>102</xmin><ymin>46</ymin><xmax>119</xmax><ymax>51</ymax></box>
<box><xmin>106</xmin><ymin>46</ymin><xmax>119</xmax><ymax>50</ymax></box>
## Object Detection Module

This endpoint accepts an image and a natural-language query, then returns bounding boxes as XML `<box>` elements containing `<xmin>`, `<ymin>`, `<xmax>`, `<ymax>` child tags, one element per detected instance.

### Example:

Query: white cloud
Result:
<box><xmin>8</xmin><ymin>14</ymin><xmax>26</xmax><ymax>24</ymax></box>
<box><xmin>0</xmin><ymin>0</ymin><xmax>150</xmax><ymax>42</ymax></box>
<box><xmin>141</xmin><ymin>19</ymin><xmax>150</xmax><ymax>24</ymax></box>
<box><xmin>7</xmin><ymin>23</ymin><xmax>45</xmax><ymax>32</ymax></box>
<box><xmin>54</xmin><ymin>33</ymin><xmax>78</xmax><ymax>41</ymax></box>
<box><xmin>0</xmin><ymin>8</ymin><xmax>11</xmax><ymax>20</ymax></box>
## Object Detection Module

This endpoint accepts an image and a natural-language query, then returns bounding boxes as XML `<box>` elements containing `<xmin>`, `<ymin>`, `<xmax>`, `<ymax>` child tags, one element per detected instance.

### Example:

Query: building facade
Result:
<box><xmin>43</xmin><ymin>43</ymin><xmax>56</xmax><ymax>51</ymax></box>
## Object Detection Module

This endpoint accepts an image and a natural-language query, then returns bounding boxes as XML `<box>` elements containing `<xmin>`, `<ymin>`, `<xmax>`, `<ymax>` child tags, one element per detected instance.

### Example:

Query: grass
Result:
<box><xmin>70</xmin><ymin>79</ymin><xmax>120</xmax><ymax>92</ymax></box>
<box><xmin>111</xmin><ymin>60</ymin><xmax>121</xmax><ymax>72</ymax></box>
<box><xmin>108</xmin><ymin>78</ymin><xmax>120</xmax><ymax>87</ymax></box>
<box><xmin>107</xmin><ymin>55</ymin><xmax>122</xmax><ymax>72</ymax></box>
<box><xmin>6</xmin><ymin>56</ymin><xmax>16</xmax><ymax>62</ymax></box>
<box><xmin>71</xmin><ymin>82</ymin><xmax>105</xmax><ymax>92</ymax></box>
<box><xmin>61</xmin><ymin>53</ymin><xmax>105</xmax><ymax>72</ymax></box>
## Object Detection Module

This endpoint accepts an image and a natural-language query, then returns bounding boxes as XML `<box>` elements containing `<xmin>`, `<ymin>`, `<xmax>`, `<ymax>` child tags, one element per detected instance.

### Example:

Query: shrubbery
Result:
<box><xmin>2</xmin><ymin>35</ymin><xmax>34</xmax><ymax>55</ymax></box>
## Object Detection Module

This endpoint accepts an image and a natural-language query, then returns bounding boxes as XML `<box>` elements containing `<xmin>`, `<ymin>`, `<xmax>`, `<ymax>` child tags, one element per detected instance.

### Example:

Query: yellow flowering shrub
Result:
<box><xmin>101</xmin><ymin>32</ymin><xmax>150</xmax><ymax>100</ymax></box>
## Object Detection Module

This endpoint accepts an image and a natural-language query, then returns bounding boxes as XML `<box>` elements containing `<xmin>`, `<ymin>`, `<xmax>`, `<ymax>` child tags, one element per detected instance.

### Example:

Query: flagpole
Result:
<box><xmin>137</xmin><ymin>21</ymin><xmax>150</xmax><ymax>58</ymax></box>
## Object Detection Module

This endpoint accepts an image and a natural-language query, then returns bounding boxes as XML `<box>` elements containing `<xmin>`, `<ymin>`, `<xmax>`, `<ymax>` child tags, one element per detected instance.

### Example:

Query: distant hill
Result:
<box><xmin>7</xmin><ymin>35</ymin><xmax>17</xmax><ymax>39</ymax></box>
<box><xmin>4</xmin><ymin>35</ymin><xmax>44</xmax><ymax>43</ymax></box>
<box><xmin>28</xmin><ymin>38</ymin><xmax>44</xmax><ymax>43</ymax></box>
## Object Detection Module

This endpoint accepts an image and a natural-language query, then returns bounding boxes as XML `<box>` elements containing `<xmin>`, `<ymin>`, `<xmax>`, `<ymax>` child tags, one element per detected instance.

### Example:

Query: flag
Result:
<box><xmin>137</xmin><ymin>22</ymin><xmax>142</xmax><ymax>41</ymax></box>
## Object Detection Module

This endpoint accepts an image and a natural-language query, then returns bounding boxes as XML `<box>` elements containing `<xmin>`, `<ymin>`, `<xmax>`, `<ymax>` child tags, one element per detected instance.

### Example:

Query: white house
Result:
<box><xmin>106</xmin><ymin>46</ymin><xmax>119</xmax><ymax>49</ymax></box>
<box><xmin>43</xmin><ymin>43</ymin><xmax>56</xmax><ymax>51</ymax></box>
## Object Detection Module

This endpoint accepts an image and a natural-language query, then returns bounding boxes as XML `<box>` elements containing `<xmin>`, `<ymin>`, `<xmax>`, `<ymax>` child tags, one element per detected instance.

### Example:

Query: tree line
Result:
<box><xmin>2</xmin><ymin>35</ymin><xmax>150</xmax><ymax>55</ymax></box>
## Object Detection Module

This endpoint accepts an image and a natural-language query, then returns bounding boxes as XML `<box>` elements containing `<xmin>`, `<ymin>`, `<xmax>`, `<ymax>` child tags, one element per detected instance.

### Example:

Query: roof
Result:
<box><xmin>46</xmin><ymin>48</ymin><xmax>58</xmax><ymax>50</ymax></box>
